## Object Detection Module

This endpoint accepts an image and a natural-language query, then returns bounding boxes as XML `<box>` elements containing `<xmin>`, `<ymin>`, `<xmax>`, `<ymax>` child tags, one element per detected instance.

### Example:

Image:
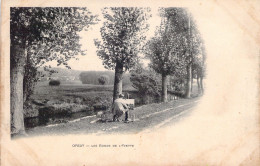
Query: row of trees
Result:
<box><xmin>96</xmin><ymin>7</ymin><xmax>205</xmax><ymax>102</ymax></box>
<box><xmin>10</xmin><ymin>7</ymin><xmax>205</xmax><ymax>136</ymax></box>
<box><xmin>145</xmin><ymin>8</ymin><xmax>205</xmax><ymax>101</ymax></box>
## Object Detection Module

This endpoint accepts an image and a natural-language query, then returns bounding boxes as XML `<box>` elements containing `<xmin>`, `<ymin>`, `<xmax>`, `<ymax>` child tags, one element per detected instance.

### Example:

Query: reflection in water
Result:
<box><xmin>24</xmin><ymin>110</ymin><xmax>96</xmax><ymax>129</ymax></box>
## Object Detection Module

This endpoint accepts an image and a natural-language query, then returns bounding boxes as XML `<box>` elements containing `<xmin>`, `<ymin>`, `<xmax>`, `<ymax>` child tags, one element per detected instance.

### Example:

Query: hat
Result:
<box><xmin>119</xmin><ymin>94</ymin><xmax>124</xmax><ymax>98</ymax></box>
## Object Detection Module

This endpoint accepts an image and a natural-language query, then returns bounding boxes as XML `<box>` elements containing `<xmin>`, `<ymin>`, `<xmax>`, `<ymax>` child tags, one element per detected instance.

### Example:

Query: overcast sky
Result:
<box><xmin>46</xmin><ymin>7</ymin><xmax>161</xmax><ymax>71</ymax></box>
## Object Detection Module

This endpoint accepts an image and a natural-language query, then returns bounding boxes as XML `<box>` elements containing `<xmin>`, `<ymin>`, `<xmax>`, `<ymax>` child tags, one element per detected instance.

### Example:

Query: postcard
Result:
<box><xmin>1</xmin><ymin>0</ymin><xmax>259</xmax><ymax>165</ymax></box>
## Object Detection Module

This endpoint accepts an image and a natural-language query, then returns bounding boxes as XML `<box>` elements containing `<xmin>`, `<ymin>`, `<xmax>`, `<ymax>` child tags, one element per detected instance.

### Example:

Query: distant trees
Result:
<box><xmin>98</xmin><ymin>75</ymin><xmax>109</xmax><ymax>85</ymax></box>
<box><xmin>79</xmin><ymin>71</ymin><xmax>132</xmax><ymax>87</ymax></box>
<box><xmin>79</xmin><ymin>71</ymin><xmax>113</xmax><ymax>84</ymax></box>
<box><xmin>80</xmin><ymin>72</ymin><xmax>99</xmax><ymax>84</ymax></box>
<box><xmin>10</xmin><ymin>7</ymin><xmax>98</xmax><ymax>135</ymax></box>
<box><xmin>95</xmin><ymin>7</ymin><xmax>150</xmax><ymax>101</ymax></box>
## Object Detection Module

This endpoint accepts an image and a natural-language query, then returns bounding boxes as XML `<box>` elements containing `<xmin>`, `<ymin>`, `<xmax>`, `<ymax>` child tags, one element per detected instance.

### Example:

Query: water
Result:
<box><xmin>24</xmin><ymin>110</ymin><xmax>96</xmax><ymax>129</ymax></box>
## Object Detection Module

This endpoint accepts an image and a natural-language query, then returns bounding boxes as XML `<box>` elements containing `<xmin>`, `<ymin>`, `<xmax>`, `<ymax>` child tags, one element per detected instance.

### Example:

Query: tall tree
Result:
<box><xmin>95</xmin><ymin>7</ymin><xmax>150</xmax><ymax>101</ymax></box>
<box><xmin>163</xmin><ymin>8</ymin><xmax>204</xmax><ymax>98</ymax></box>
<box><xmin>10</xmin><ymin>7</ymin><xmax>97</xmax><ymax>136</ymax></box>
<box><xmin>193</xmin><ymin>43</ymin><xmax>206</xmax><ymax>95</ymax></box>
<box><xmin>146</xmin><ymin>8</ymin><xmax>204</xmax><ymax>101</ymax></box>
<box><xmin>145</xmin><ymin>8</ymin><xmax>189</xmax><ymax>102</ymax></box>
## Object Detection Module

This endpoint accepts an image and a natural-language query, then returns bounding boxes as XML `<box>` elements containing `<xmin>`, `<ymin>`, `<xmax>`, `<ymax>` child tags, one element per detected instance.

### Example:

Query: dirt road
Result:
<box><xmin>25</xmin><ymin>97</ymin><xmax>200</xmax><ymax>137</ymax></box>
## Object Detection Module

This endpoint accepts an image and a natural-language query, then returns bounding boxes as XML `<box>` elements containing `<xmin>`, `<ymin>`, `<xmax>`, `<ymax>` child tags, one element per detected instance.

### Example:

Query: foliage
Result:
<box><xmin>23</xmin><ymin>59</ymin><xmax>38</xmax><ymax>102</ymax></box>
<box><xmin>94</xmin><ymin>7</ymin><xmax>151</xmax><ymax>71</ymax></box>
<box><xmin>168</xmin><ymin>76</ymin><xmax>186</xmax><ymax>92</ymax></box>
<box><xmin>94</xmin><ymin>7</ymin><xmax>151</xmax><ymax>100</ymax></box>
<box><xmin>78</xmin><ymin>71</ymin><xmax>132</xmax><ymax>85</ymax></box>
<box><xmin>10</xmin><ymin>7</ymin><xmax>98</xmax><ymax>102</ymax></box>
<box><xmin>11</xmin><ymin>7</ymin><xmax>98</xmax><ymax>65</ymax></box>
<box><xmin>80</xmin><ymin>71</ymin><xmax>99</xmax><ymax>84</ymax></box>
<box><xmin>162</xmin><ymin>8</ymin><xmax>205</xmax><ymax>76</ymax></box>
<box><xmin>192</xmin><ymin>43</ymin><xmax>206</xmax><ymax>78</ymax></box>
<box><xmin>98</xmin><ymin>75</ymin><xmax>109</xmax><ymax>85</ymax></box>
<box><xmin>130</xmin><ymin>62</ymin><xmax>161</xmax><ymax>104</ymax></box>
<box><xmin>145</xmin><ymin>8</ymin><xmax>205</xmax><ymax>100</ymax></box>
<box><xmin>145</xmin><ymin>8</ymin><xmax>190</xmax><ymax>76</ymax></box>
<box><xmin>79</xmin><ymin>71</ymin><xmax>113</xmax><ymax>84</ymax></box>
<box><xmin>49</xmin><ymin>80</ymin><xmax>61</xmax><ymax>86</ymax></box>
<box><xmin>122</xmin><ymin>73</ymin><xmax>132</xmax><ymax>88</ymax></box>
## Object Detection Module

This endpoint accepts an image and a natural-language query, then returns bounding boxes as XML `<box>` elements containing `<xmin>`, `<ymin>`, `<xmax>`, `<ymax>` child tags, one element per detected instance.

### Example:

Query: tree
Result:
<box><xmin>10</xmin><ymin>7</ymin><xmax>97</xmax><ymax>136</ymax></box>
<box><xmin>192</xmin><ymin>44</ymin><xmax>206</xmax><ymax>95</ymax></box>
<box><xmin>145</xmin><ymin>8</ymin><xmax>205</xmax><ymax>101</ymax></box>
<box><xmin>184</xmin><ymin>13</ymin><xmax>204</xmax><ymax>98</ymax></box>
<box><xmin>98</xmin><ymin>75</ymin><xmax>109</xmax><ymax>85</ymax></box>
<box><xmin>163</xmin><ymin>8</ymin><xmax>205</xmax><ymax>98</ymax></box>
<box><xmin>145</xmin><ymin>8</ymin><xmax>188</xmax><ymax>102</ymax></box>
<box><xmin>95</xmin><ymin>7</ymin><xmax>150</xmax><ymax>101</ymax></box>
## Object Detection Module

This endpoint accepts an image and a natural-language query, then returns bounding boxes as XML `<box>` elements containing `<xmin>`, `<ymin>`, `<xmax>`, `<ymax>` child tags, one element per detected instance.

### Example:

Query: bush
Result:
<box><xmin>98</xmin><ymin>75</ymin><xmax>109</xmax><ymax>85</ymax></box>
<box><xmin>130</xmin><ymin>72</ymin><xmax>160</xmax><ymax>104</ymax></box>
<box><xmin>49</xmin><ymin>80</ymin><xmax>61</xmax><ymax>86</ymax></box>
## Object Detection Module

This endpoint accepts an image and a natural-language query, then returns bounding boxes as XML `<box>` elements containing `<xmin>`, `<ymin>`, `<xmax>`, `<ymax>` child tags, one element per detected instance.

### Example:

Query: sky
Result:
<box><xmin>46</xmin><ymin>7</ymin><xmax>161</xmax><ymax>71</ymax></box>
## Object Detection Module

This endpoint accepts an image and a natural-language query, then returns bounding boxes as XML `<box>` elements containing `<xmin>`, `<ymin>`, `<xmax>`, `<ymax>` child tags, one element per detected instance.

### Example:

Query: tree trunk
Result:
<box><xmin>161</xmin><ymin>73</ymin><xmax>168</xmax><ymax>102</ymax></box>
<box><xmin>200</xmin><ymin>77</ymin><xmax>204</xmax><ymax>94</ymax></box>
<box><xmin>197</xmin><ymin>75</ymin><xmax>201</xmax><ymax>94</ymax></box>
<box><xmin>113</xmin><ymin>62</ymin><xmax>124</xmax><ymax>101</ymax></box>
<box><xmin>10</xmin><ymin>46</ymin><xmax>26</xmax><ymax>136</ymax></box>
<box><xmin>23</xmin><ymin>53</ymin><xmax>30</xmax><ymax>103</ymax></box>
<box><xmin>191</xmin><ymin>73</ymin><xmax>193</xmax><ymax>92</ymax></box>
<box><xmin>185</xmin><ymin>64</ymin><xmax>192</xmax><ymax>98</ymax></box>
<box><xmin>185</xmin><ymin>13</ymin><xmax>193</xmax><ymax>98</ymax></box>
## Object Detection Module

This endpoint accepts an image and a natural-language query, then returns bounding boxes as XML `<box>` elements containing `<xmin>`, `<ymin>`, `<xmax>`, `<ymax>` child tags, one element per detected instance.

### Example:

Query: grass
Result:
<box><xmin>28</xmin><ymin>79</ymin><xmax>200</xmax><ymax>117</ymax></box>
<box><xmin>24</xmin><ymin>79</ymin><xmax>202</xmax><ymax>130</ymax></box>
<box><xmin>33</xmin><ymin>81</ymin><xmax>113</xmax><ymax>101</ymax></box>
<box><xmin>30</xmin><ymin>80</ymin><xmax>135</xmax><ymax>116</ymax></box>
<box><xmin>32</xmin><ymin>80</ymin><xmax>200</xmax><ymax>105</ymax></box>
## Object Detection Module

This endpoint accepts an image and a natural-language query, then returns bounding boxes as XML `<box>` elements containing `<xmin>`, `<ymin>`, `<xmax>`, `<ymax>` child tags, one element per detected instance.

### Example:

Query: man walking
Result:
<box><xmin>112</xmin><ymin>94</ymin><xmax>129</xmax><ymax>122</ymax></box>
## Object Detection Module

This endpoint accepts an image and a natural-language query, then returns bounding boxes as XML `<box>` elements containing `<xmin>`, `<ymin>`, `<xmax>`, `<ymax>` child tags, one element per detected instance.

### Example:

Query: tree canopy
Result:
<box><xmin>94</xmin><ymin>7</ymin><xmax>151</xmax><ymax>100</ymax></box>
<box><xmin>11</xmin><ymin>7</ymin><xmax>98</xmax><ymax>68</ymax></box>
<box><xmin>94</xmin><ymin>7</ymin><xmax>151</xmax><ymax>71</ymax></box>
<box><xmin>11</xmin><ymin>7</ymin><xmax>98</xmax><ymax>102</ymax></box>
<box><xmin>145</xmin><ymin>8</ymin><xmax>205</xmax><ymax>101</ymax></box>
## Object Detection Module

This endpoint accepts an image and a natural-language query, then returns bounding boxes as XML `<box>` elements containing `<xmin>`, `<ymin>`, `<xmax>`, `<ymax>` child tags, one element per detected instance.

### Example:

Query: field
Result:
<box><xmin>24</xmin><ymin>79</ymin><xmax>200</xmax><ymax>129</ymax></box>
<box><xmin>32</xmin><ymin>80</ymin><xmax>136</xmax><ymax>105</ymax></box>
<box><xmin>24</xmin><ymin>80</ymin><xmax>137</xmax><ymax>127</ymax></box>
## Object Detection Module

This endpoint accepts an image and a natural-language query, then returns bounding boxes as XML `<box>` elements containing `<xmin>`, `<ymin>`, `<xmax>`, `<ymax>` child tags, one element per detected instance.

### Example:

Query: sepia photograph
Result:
<box><xmin>10</xmin><ymin>7</ymin><xmax>206</xmax><ymax>137</ymax></box>
<box><xmin>1</xmin><ymin>0</ymin><xmax>260</xmax><ymax>165</ymax></box>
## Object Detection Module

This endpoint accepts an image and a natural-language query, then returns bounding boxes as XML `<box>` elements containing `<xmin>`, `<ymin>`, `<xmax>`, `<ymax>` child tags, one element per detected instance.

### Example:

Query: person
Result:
<box><xmin>112</xmin><ymin>94</ymin><xmax>129</xmax><ymax>122</ymax></box>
